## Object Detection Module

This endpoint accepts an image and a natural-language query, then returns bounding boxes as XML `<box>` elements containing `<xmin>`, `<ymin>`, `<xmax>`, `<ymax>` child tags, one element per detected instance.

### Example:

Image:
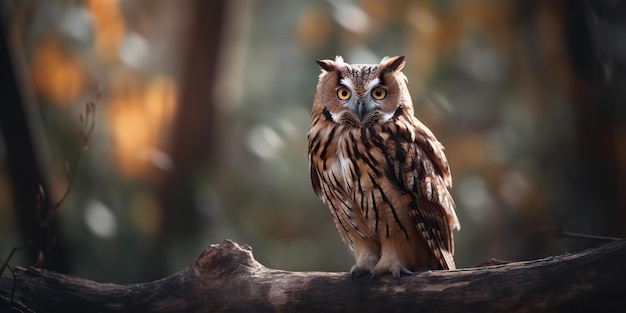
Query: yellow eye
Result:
<box><xmin>337</xmin><ymin>87</ymin><xmax>351</xmax><ymax>100</ymax></box>
<box><xmin>371</xmin><ymin>87</ymin><xmax>386</xmax><ymax>100</ymax></box>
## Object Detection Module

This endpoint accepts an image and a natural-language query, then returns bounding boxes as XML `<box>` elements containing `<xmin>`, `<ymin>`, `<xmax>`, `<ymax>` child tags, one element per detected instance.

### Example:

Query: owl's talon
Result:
<box><xmin>350</xmin><ymin>268</ymin><xmax>370</xmax><ymax>282</ymax></box>
<box><xmin>350</xmin><ymin>271</ymin><xmax>357</xmax><ymax>282</ymax></box>
<box><xmin>393</xmin><ymin>268</ymin><xmax>413</xmax><ymax>283</ymax></box>
<box><xmin>350</xmin><ymin>260</ymin><xmax>376</xmax><ymax>281</ymax></box>
<box><xmin>391</xmin><ymin>268</ymin><xmax>401</xmax><ymax>283</ymax></box>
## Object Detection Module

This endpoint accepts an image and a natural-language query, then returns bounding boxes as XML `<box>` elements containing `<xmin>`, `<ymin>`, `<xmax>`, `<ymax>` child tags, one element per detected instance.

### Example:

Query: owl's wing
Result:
<box><xmin>310</xmin><ymin>159</ymin><xmax>322</xmax><ymax>198</ymax></box>
<box><xmin>384</xmin><ymin>134</ymin><xmax>458</xmax><ymax>270</ymax></box>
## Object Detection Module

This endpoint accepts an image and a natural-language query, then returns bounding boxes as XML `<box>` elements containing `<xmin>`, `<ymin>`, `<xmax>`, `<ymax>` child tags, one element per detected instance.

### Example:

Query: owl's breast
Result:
<box><xmin>329</xmin><ymin>127</ymin><xmax>388</xmax><ymax>196</ymax></box>
<box><xmin>330</xmin><ymin>152</ymin><xmax>352</xmax><ymax>189</ymax></box>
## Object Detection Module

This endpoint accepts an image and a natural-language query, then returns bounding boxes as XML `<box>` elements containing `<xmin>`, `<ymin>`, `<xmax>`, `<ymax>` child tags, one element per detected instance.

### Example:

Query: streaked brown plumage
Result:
<box><xmin>308</xmin><ymin>56</ymin><xmax>460</xmax><ymax>278</ymax></box>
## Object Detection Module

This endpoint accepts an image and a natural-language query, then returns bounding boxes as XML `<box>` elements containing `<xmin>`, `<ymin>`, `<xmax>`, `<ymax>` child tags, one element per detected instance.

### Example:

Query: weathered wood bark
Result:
<box><xmin>1</xmin><ymin>239</ymin><xmax>625</xmax><ymax>313</ymax></box>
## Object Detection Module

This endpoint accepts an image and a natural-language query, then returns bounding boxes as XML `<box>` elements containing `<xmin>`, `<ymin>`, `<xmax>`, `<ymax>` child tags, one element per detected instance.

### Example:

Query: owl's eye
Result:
<box><xmin>337</xmin><ymin>87</ymin><xmax>351</xmax><ymax>100</ymax></box>
<box><xmin>371</xmin><ymin>87</ymin><xmax>387</xmax><ymax>100</ymax></box>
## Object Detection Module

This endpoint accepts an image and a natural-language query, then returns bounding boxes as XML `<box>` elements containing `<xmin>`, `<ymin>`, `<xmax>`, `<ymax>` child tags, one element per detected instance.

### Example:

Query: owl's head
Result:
<box><xmin>313</xmin><ymin>55</ymin><xmax>412</xmax><ymax>128</ymax></box>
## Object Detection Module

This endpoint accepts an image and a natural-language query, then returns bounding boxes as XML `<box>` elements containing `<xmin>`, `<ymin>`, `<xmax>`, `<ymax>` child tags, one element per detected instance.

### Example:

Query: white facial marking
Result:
<box><xmin>366</xmin><ymin>78</ymin><xmax>380</xmax><ymax>91</ymax></box>
<box><xmin>381</xmin><ymin>111</ymin><xmax>396</xmax><ymax>122</ymax></box>
<box><xmin>340</xmin><ymin>78</ymin><xmax>354</xmax><ymax>91</ymax></box>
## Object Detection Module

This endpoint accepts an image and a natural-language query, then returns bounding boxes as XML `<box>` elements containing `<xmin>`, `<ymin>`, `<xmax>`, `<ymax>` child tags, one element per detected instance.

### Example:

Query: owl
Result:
<box><xmin>307</xmin><ymin>56</ymin><xmax>460</xmax><ymax>279</ymax></box>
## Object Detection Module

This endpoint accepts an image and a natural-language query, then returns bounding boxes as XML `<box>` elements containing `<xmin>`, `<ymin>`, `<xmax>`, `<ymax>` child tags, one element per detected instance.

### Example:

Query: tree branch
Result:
<box><xmin>2</xmin><ymin>239</ymin><xmax>625</xmax><ymax>313</ymax></box>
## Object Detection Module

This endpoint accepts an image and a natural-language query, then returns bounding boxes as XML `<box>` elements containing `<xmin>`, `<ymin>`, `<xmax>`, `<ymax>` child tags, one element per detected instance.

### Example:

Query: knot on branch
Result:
<box><xmin>194</xmin><ymin>239</ymin><xmax>264</xmax><ymax>276</ymax></box>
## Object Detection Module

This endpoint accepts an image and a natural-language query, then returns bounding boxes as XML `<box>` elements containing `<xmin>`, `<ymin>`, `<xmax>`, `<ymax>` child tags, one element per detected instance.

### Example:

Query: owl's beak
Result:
<box><xmin>356</xmin><ymin>100</ymin><xmax>368</xmax><ymax>121</ymax></box>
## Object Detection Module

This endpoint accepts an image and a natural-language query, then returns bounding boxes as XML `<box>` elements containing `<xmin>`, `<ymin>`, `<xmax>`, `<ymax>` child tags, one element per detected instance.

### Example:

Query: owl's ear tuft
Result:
<box><xmin>316</xmin><ymin>60</ymin><xmax>336</xmax><ymax>72</ymax></box>
<box><xmin>380</xmin><ymin>56</ymin><xmax>405</xmax><ymax>73</ymax></box>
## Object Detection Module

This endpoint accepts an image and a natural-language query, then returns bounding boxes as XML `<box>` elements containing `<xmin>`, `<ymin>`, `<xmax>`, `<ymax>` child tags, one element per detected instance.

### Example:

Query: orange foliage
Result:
<box><xmin>30</xmin><ymin>39</ymin><xmax>86</xmax><ymax>106</ymax></box>
<box><xmin>296</xmin><ymin>4</ymin><xmax>332</xmax><ymax>50</ymax></box>
<box><xmin>86</xmin><ymin>0</ymin><xmax>126</xmax><ymax>61</ymax></box>
<box><xmin>358</xmin><ymin>0</ymin><xmax>392</xmax><ymax>33</ymax></box>
<box><xmin>446</xmin><ymin>133</ymin><xmax>489</xmax><ymax>171</ymax></box>
<box><xmin>106</xmin><ymin>75</ymin><xmax>177</xmax><ymax>179</ymax></box>
<box><xmin>405</xmin><ymin>2</ymin><xmax>449</xmax><ymax>84</ymax></box>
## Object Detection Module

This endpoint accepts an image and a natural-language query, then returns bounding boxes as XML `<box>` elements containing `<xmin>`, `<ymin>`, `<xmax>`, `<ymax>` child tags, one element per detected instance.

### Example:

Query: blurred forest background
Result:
<box><xmin>1</xmin><ymin>0</ymin><xmax>625</xmax><ymax>284</ymax></box>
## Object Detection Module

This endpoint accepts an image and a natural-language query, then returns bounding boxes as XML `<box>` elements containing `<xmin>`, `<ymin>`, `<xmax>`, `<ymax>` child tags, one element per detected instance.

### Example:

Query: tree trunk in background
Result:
<box><xmin>153</xmin><ymin>0</ymin><xmax>228</xmax><ymax>276</ymax></box>
<box><xmin>516</xmin><ymin>0</ymin><xmax>626</xmax><ymax>256</ymax></box>
<box><xmin>0</xmin><ymin>8</ymin><xmax>68</xmax><ymax>272</ymax></box>
<box><xmin>564</xmin><ymin>0</ymin><xmax>626</xmax><ymax>240</ymax></box>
